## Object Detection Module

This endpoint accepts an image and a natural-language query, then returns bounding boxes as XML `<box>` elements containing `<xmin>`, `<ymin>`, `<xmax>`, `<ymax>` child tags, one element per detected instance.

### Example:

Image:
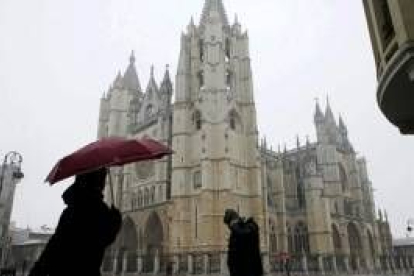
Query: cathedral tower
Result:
<box><xmin>171</xmin><ymin>0</ymin><xmax>264</xmax><ymax>254</ymax></box>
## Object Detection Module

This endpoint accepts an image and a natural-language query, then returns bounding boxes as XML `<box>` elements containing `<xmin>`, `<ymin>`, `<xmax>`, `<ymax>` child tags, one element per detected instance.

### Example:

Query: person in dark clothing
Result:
<box><xmin>29</xmin><ymin>168</ymin><xmax>122</xmax><ymax>276</ymax></box>
<box><xmin>224</xmin><ymin>209</ymin><xmax>263</xmax><ymax>276</ymax></box>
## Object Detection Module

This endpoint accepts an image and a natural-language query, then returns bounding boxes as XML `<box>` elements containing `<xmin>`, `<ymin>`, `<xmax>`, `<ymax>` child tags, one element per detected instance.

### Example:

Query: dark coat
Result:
<box><xmin>29</xmin><ymin>182</ymin><xmax>121</xmax><ymax>276</ymax></box>
<box><xmin>227</xmin><ymin>218</ymin><xmax>263</xmax><ymax>276</ymax></box>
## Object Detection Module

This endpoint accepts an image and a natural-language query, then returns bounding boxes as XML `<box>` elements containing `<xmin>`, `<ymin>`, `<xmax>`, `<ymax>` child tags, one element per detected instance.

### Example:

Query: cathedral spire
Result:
<box><xmin>113</xmin><ymin>71</ymin><xmax>124</xmax><ymax>89</ymax></box>
<box><xmin>146</xmin><ymin>65</ymin><xmax>158</xmax><ymax>93</ymax></box>
<box><xmin>325</xmin><ymin>96</ymin><xmax>335</xmax><ymax>123</ymax></box>
<box><xmin>314</xmin><ymin>98</ymin><xmax>324</xmax><ymax>123</ymax></box>
<box><xmin>338</xmin><ymin>114</ymin><xmax>347</xmax><ymax>134</ymax></box>
<box><xmin>123</xmin><ymin>51</ymin><xmax>142</xmax><ymax>92</ymax></box>
<box><xmin>200</xmin><ymin>0</ymin><xmax>229</xmax><ymax>27</ymax></box>
<box><xmin>160</xmin><ymin>64</ymin><xmax>172</xmax><ymax>94</ymax></box>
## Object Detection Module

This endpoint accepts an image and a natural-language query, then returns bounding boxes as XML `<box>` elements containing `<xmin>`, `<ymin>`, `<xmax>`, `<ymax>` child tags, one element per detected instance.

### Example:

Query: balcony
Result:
<box><xmin>377</xmin><ymin>43</ymin><xmax>414</xmax><ymax>134</ymax></box>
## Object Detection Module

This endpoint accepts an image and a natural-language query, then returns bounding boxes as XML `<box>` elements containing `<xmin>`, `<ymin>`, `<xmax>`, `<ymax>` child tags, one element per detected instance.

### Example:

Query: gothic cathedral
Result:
<box><xmin>97</xmin><ymin>0</ymin><xmax>393</xmax><ymax>275</ymax></box>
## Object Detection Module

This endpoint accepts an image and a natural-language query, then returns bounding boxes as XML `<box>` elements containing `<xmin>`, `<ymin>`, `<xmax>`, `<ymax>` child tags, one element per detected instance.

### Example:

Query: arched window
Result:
<box><xmin>144</xmin><ymin>188</ymin><xmax>149</xmax><ymax>205</ymax></box>
<box><xmin>296</xmin><ymin>167</ymin><xmax>306</xmax><ymax>209</ymax></box>
<box><xmin>287</xmin><ymin>224</ymin><xmax>294</xmax><ymax>254</ymax></box>
<box><xmin>339</xmin><ymin>164</ymin><xmax>348</xmax><ymax>192</ymax></box>
<box><xmin>347</xmin><ymin>223</ymin><xmax>362</xmax><ymax>257</ymax></box>
<box><xmin>294</xmin><ymin>222</ymin><xmax>310</xmax><ymax>254</ymax></box>
<box><xmin>226</xmin><ymin>70</ymin><xmax>232</xmax><ymax>90</ymax></box>
<box><xmin>158</xmin><ymin>185</ymin><xmax>163</xmax><ymax>202</ymax></box>
<box><xmin>269</xmin><ymin>220</ymin><xmax>277</xmax><ymax>254</ymax></box>
<box><xmin>193</xmin><ymin>111</ymin><xmax>202</xmax><ymax>130</ymax></box>
<box><xmin>138</xmin><ymin>190</ymin><xmax>143</xmax><ymax>207</ymax></box>
<box><xmin>199</xmin><ymin>39</ymin><xmax>204</xmax><ymax>62</ymax></box>
<box><xmin>150</xmin><ymin>186</ymin><xmax>155</xmax><ymax>204</ymax></box>
<box><xmin>198</xmin><ymin>71</ymin><xmax>204</xmax><ymax>89</ymax></box>
<box><xmin>195</xmin><ymin>205</ymin><xmax>198</xmax><ymax>238</ymax></box>
<box><xmin>225</xmin><ymin>38</ymin><xmax>231</xmax><ymax>62</ymax></box>
<box><xmin>193</xmin><ymin>171</ymin><xmax>202</xmax><ymax>189</ymax></box>
<box><xmin>229</xmin><ymin>110</ymin><xmax>239</xmax><ymax>131</ymax></box>
<box><xmin>367</xmin><ymin>230</ymin><xmax>375</xmax><ymax>261</ymax></box>
<box><xmin>332</xmin><ymin>224</ymin><xmax>342</xmax><ymax>252</ymax></box>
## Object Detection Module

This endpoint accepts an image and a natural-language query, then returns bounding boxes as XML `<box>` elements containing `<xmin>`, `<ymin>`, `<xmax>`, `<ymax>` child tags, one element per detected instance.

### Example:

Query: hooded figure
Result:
<box><xmin>224</xmin><ymin>209</ymin><xmax>263</xmax><ymax>276</ymax></box>
<box><xmin>29</xmin><ymin>168</ymin><xmax>121</xmax><ymax>276</ymax></box>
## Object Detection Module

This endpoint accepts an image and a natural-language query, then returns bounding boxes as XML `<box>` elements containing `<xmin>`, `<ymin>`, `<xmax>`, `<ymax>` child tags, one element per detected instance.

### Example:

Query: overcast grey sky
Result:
<box><xmin>0</xmin><ymin>0</ymin><xmax>412</xmax><ymax>237</ymax></box>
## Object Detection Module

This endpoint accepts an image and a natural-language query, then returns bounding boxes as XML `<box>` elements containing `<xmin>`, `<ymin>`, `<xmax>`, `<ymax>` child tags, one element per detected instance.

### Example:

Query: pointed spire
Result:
<box><xmin>338</xmin><ymin>114</ymin><xmax>347</xmax><ymax>133</ymax></box>
<box><xmin>200</xmin><ymin>0</ymin><xmax>229</xmax><ymax>27</ymax></box>
<box><xmin>146</xmin><ymin>65</ymin><xmax>158</xmax><ymax>93</ymax></box>
<box><xmin>113</xmin><ymin>71</ymin><xmax>124</xmax><ymax>88</ymax></box>
<box><xmin>325</xmin><ymin>96</ymin><xmax>335</xmax><ymax>122</ymax></box>
<box><xmin>187</xmin><ymin>16</ymin><xmax>196</xmax><ymax>33</ymax></box>
<box><xmin>278</xmin><ymin>144</ymin><xmax>281</xmax><ymax>154</ymax></box>
<box><xmin>160</xmin><ymin>64</ymin><xmax>172</xmax><ymax>94</ymax></box>
<box><xmin>306</xmin><ymin>136</ymin><xmax>310</xmax><ymax>147</ymax></box>
<box><xmin>123</xmin><ymin>51</ymin><xmax>141</xmax><ymax>92</ymax></box>
<box><xmin>130</xmin><ymin>50</ymin><xmax>136</xmax><ymax>64</ymax></box>
<box><xmin>314</xmin><ymin>98</ymin><xmax>324</xmax><ymax>123</ymax></box>
<box><xmin>384</xmin><ymin>210</ymin><xmax>389</xmax><ymax>222</ymax></box>
<box><xmin>234</xmin><ymin>14</ymin><xmax>239</xmax><ymax>25</ymax></box>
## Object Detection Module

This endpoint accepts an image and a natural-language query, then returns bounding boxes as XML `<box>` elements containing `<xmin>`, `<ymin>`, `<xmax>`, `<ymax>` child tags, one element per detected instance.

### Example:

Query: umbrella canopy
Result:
<box><xmin>46</xmin><ymin>137</ymin><xmax>172</xmax><ymax>185</ymax></box>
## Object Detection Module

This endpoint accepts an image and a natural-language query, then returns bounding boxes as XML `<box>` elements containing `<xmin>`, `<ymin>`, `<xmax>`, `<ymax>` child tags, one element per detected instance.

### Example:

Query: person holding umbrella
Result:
<box><xmin>29</xmin><ymin>137</ymin><xmax>172</xmax><ymax>276</ymax></box>
<box><xmin>29</xmin><ymin>168</ymin><xmax>121</xmax><ymax>276</ymax></box>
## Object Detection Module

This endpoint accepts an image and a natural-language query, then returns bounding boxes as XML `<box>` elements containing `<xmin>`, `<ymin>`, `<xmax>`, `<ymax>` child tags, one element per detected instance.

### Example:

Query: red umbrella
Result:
<box><xmin>46</xmin><ymin>137</ymin><xmax>172</xmax><ymax>185</ymax></box>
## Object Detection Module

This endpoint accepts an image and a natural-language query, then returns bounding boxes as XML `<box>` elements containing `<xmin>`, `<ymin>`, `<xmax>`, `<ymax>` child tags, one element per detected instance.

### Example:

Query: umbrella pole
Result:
<box><xmin>108</xmin><ymin>171</ymin><xmax>115</xmax><ymax>206</ymax></box>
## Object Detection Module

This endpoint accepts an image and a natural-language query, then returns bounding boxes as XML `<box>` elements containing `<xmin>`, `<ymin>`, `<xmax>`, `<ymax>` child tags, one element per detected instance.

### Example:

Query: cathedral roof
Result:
<box><xmin>123</xmin><ymin>51</ymin><xmax>142</xmax><ymax>92</ymax></box>
<box><xmin>200</xmin><ymin>0</ymin><xmax>229</xmax><ymax>27</ymax></box>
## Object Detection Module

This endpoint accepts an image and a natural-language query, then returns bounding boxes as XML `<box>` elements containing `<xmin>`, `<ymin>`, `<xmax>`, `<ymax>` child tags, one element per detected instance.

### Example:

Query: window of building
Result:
<box><xmin>339</xmin><ymin>164</ymin><xmax>348</xmax><ymax>192</ymax></box>
<box><xmin>195</xmin><ymin>205</ymin><xmax>198</xmax><ymax>238</ymax></box>
<box><xmin>225</xmin><ymin>38</ymin><xmax>231</xmax><ymax>62</ymax></box>
<box><xmin>294</xmin><ymin>222</ymin><xmax>310</xmax><ymax>254</ymax></box>
<box><xmin>158</xmin><ymin>185</ymin><xmax>163</xmax><ymax>202</ymax></box>
<box><xmin>150</xmin><ymin>186</ymin><xmax>155</xmax><ymax>203</ymax></box>
<box><xmin>296</xmin><ymin>167</ymin><xmax>306</xmax><ymax>209</ymax></box>
<box><xmin>193</xmin><ymin>110</ymin><xmax>202</xmax><ymax>130</ymax></box>
<box><xmin>144</xmin><ymin>188</ymin><xmax>149</xmax><ymax>205</ymax></box>
<box><xmin>198</xmin><ymin>71</ymin><xmax>204</xmax><ymax>89</ymax></box>
<box><xmin>229</xmin><ymin>110</ymin><xmax>239</xmax><ymax>131</ymax></box>
<box><xmin>193</xmin><ymin>170</ymin><xmax>202</xmax><ymax>189</ymax></box>
<box><xmin>199</xmin><ymin>39</ymin><xmax>204</xmax><ymax>62</ymax></box>
<box><xmin>138</xmin><ymin>190</ymin><xmax>143</xmax><ymax>207</ymax></box>
<box><xmin>287</xmin><ymin>225</ymin><xmax>294</xmax><ymax>253</ymax></box>
<box><xmin>226</xmin><ymin>70</ymin><xmax>232</xmax><ymax>90</ymax></box>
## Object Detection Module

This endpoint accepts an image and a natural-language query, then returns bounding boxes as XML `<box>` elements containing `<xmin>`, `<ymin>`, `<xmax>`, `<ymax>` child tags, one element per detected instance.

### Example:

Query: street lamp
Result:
<box><xmin>0</xmin><ymin>151</ymin><xmax>24</xmax><ymax>198</ymax></box>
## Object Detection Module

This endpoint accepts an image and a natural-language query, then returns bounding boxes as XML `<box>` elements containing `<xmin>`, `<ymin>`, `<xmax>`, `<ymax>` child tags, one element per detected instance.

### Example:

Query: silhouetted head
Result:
<box><xmin>224</xmin><ymin>209</ymin><xmax>239</xmax><ymax>226</ymax></box>
<box><xmin>74</xmin><ymin>167</ymin><xmax>108</xmax><ymax>192</ymax></box>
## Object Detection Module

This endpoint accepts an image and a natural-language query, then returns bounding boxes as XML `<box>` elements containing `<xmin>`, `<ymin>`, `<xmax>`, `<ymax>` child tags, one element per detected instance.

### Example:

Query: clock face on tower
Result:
<box><xmin>135</xmin><ymin>161</ymin><xmax>155</xmax><ymax>180</ymax></box>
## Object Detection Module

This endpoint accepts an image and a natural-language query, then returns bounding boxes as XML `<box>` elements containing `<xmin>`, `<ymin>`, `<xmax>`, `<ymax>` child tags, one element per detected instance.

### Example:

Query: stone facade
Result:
<box><xmin>97</xmin><ymin>0</ymin><xmax>397</xmax><ymax>274</ymax></box>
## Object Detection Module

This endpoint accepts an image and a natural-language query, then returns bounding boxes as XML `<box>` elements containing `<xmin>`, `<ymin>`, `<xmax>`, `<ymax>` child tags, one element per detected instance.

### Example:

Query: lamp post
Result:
<box><xmin>0</xmin><ymin>151</ymin><xmax>23</xmax><ymax>268</ymax></box>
